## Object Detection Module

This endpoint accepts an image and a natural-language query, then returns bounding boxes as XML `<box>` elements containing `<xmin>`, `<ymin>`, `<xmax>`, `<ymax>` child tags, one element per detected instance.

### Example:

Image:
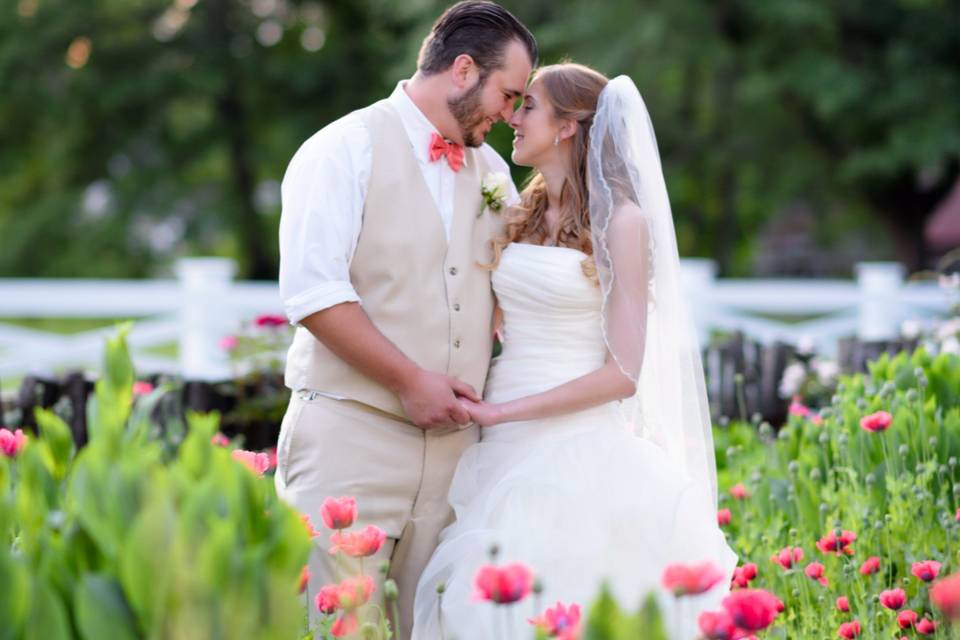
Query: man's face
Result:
<box><xmin>448</xmin><ymin>39</ymin><xmax>532</xmax><ymax>148</ymax></box>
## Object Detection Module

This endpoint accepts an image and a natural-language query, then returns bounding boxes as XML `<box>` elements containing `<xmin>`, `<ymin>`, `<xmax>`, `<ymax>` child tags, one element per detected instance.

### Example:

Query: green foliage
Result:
<box><xmin>582</xmin><ymin>587</ymin><xmax>668</xmax><ymax>640</ymax></box>
<box><xmin>717</xmin><ymin>348</ymin><xmax>960</xmax><ymax>636</ymax></box>
<box><xmin>0</xmin><ymin>329</ymin><xmax>312</xmax><ymax>639</ymax></box>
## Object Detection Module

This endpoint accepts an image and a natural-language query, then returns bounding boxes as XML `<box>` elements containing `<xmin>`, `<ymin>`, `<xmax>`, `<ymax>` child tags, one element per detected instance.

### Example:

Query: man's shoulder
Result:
<box><xmin>290</xmin><ymin>111</ymin><xmax>371</xmax><ymax>167</ymax></box>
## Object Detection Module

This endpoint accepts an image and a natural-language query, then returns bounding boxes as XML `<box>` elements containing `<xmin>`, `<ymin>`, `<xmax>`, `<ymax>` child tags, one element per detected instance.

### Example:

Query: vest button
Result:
<box><xmin>453</xmin><ymin>303</ymin><xmax>461</xmax><ymax>311</ymax></box>
<box><xmin>449</xmin><ymin>267</ymin><xmax>458</xmax><ymax>276</ymax></box>
<box><xmin>453</xmin><ymin>339</ymin><xmax>461</xmax><ymax>348</ymax></box>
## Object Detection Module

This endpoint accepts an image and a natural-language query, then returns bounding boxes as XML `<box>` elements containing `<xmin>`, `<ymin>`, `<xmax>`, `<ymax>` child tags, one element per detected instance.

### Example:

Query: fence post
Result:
<box><xmin>680</xmin><ymin>258</ymin><xmax>718</xmax><ymax>346</ymax></box>
<box><xmin>855</xmin><ymin>261</ymin><xmax>905</xmax><ymax>341</ymax></box>
<box><xmin>176</xmin><ymin>257</ymin><xmax>237</xmax><ymax>381</ymax></box>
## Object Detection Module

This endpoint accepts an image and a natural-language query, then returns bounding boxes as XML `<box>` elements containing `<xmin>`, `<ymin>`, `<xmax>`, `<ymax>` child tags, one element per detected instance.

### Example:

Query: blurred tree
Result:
<box><xmin>0</xmin><ymin>0</ymin><xmax>420</xmax><ymax>279</ymax></box>
<box><xmin>0</xmin><ymin>0</ymin><xmax>957</xmax><ymax>278</ymax></box>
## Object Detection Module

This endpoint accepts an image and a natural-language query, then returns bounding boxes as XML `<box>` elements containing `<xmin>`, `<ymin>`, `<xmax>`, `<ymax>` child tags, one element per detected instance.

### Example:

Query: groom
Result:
<box><xmin>274</xmin><ymin>2</ymin><xmax>536</xmax><ymax>637</ymax></box>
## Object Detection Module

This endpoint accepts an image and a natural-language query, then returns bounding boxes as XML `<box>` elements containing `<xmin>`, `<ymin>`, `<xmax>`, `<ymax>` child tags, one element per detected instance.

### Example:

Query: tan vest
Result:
<box><xmin>284</xmin><ymin>99</ymin><xmax>502</xmax><ymax>419</ymax></box>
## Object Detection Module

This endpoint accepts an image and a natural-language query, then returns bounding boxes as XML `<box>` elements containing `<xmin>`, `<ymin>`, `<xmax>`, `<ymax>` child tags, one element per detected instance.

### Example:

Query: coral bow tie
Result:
<box><xmin>428</xmin><ymin>133</ymin><xmax>465</xmax><ymax>172</ymax></box>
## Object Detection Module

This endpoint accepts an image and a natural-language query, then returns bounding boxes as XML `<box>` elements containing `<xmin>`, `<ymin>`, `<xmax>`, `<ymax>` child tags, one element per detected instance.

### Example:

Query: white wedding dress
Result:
<box><xmin>411</xmin><ymin>242</ymin><xmax>738</xmax><ymax>640</ymax></box>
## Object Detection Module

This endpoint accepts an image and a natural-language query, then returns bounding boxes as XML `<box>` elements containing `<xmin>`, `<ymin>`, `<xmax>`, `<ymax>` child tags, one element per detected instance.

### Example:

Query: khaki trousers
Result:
<box><xmin>275</xmin><ymin>390</ymin><xmax>479</xmax><ymax>640</ymax></box>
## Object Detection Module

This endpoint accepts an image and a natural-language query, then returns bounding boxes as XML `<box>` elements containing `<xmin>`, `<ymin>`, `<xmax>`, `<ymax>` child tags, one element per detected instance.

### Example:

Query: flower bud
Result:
<box><xmin>384</xmin><ymin>579</ymin><xmax>398</xmax><ymax>601</ymax></box>
<box><xmin>788</xmin><ymin>461</ymin><xmax>799</xmax><ymax>475</ymax></box>
<box><xmin>899</xmin><ymin>444</ymin><xmax>909</xmax><ymax>456</ymax></box>
<box><xmin>818</xmin><ymin>432</ymin><xmax>830</xmax><ymax>445</ymax></box>
<box><xmin>810</xmin><ymin>468</ymin><xmax>822</xmax><ymax>482</ymax></box>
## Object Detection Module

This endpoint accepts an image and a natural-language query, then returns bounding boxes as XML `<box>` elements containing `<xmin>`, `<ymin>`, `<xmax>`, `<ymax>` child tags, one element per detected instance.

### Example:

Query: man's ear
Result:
<box><xmin>450</xmin><ymin>53</ymin><xmax>478</xmax><ymax>90</ymax></box>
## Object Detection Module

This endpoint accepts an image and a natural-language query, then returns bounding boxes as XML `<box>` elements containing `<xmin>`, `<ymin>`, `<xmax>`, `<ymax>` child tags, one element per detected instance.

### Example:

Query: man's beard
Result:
<box><xmin>447</xmin><ymin>77</ymin><xmax>488</xmax><ymax>148</ymax></box>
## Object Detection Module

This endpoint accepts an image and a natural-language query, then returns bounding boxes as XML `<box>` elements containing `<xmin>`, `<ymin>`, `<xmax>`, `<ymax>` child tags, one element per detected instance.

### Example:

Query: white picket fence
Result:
<box><xmin>0</xmin><ymin>258</ymin><xmax>950</xmax><ymax>382</ymax></box>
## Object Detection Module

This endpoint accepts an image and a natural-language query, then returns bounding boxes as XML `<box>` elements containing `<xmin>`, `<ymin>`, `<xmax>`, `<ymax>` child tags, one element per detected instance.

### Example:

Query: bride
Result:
<box><xmin>411</xmin><ymin>63</ymin><xmax>737</xmax><ymax>640</ymax></box>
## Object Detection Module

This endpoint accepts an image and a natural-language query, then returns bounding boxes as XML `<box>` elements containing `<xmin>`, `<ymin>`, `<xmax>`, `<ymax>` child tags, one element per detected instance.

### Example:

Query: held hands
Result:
<box><xmin>457</xmin><ymin>397</ymin><xmax>505</xmax><ymax>428</ymax></box>
<box><xmin>398</xmin><ymin>369</ymin><xmax>480</xmax><ymax>430</ymax></box>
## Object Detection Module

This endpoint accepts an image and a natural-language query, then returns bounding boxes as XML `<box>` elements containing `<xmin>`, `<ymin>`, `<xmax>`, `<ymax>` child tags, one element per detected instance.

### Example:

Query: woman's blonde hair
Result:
<box><xmin>488</xmin><ymin>62</ymin><xmax>609</xmax><ymax>282</ymax></box>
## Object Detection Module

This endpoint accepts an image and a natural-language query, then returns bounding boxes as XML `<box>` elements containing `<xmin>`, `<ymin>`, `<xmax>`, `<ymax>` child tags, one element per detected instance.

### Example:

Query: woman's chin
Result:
<box><xmin>510</xmin><ymin>149</ymin><xmax>532</xmax><ymax>167</ymax></box>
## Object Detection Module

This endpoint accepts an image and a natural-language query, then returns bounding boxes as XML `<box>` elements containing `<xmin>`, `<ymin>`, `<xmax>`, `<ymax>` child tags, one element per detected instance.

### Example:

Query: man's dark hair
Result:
<box><xmin>417</xmin><ymin>1</ymin><xmax>538</xmax><ymax>80</ymax></box>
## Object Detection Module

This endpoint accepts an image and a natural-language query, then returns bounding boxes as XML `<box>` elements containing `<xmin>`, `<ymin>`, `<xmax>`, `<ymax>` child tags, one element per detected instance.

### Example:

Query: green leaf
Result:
<box><xmin>74</xmin><ymin>573</ymin><xmax>139</xmax><ymax>640</ymax></box>
<box><xmin>23</xmin><ymin>576</ymin><xmax>72</xmax><ymax>640</ymax></box>
<box><xmin>34</xmin><ymin>408</ymin><xmax>75</xmax><ymax>477</ymax></box>
<box><xmin>119</xmin><ymin>481</ymin><xmax>175</xmax><ymax>631</ymax></box>
<box><xmin>0</xmin><ymin>550</ymin><xmax>30</xmax><ymax>640</ymax></box>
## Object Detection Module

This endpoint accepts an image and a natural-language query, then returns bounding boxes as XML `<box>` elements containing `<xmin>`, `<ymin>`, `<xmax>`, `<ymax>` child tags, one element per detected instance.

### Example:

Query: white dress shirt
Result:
<box><xmin>279</xmin><ymin>81</ymin><xmax>520</xmax><ymax>325</ymax></box>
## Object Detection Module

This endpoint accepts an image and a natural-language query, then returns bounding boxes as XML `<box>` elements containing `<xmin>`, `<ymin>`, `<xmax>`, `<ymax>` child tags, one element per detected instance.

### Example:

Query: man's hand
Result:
<box><xmin>398</xmin><ymin>369</ymin><xmax>480</xmax><ymax>430</ymax></box>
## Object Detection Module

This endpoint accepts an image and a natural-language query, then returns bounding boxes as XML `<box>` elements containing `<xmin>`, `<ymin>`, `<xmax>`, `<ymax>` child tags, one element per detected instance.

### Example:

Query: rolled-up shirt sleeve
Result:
<box><xmin>278</xmin><ymin>116</ymin><xmax>371</xmax><ymax>325</ymax></box>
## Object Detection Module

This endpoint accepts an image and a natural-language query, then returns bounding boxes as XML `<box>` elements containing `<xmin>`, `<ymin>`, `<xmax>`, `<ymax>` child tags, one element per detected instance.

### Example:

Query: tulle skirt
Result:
<box><xmin>411</xmin><ymin>402</ymin><xmax>738</xmax><ymax>640</ymax></box>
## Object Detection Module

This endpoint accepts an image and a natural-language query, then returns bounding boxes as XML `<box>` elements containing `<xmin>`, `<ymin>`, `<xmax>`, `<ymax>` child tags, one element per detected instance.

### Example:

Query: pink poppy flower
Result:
<box><xmin>879</xmin><ymin>588</ymin><xmax>906</xmax><ymax>610</ymax></box>
<box><xmin>836</xmin><ymin>596</ymin><xmax>850</xmax><ymax>612</ymax></box>
<box><xmin>838</xmin><ymin>620</ymin><xmax>861</xmax><ymax>638</ymax></box>
<box><xmin>789</xmin><ymin>399</ymin><xmax>811</xmax><ymax>418</ymax></box>
<box><xmin>721</xmin><ymin>589</ymin><xmax>781</xmax><ymax>632</ymax></box>
<box><xmin>315</xmin><ymin>583</ymin><xmax>341</xmax><ymax>614</ymax></box>
<box><xmin>729</xmin><ymin>483</ymin><xmax>750</xmax><ymax>500</ymax></box>
<box><xmin>231</xmin><ymin>449</ymin><xmax>270</xmax><ymax>475</ymax></box>
<box><xmin>771</xmin><ymin>546</ymin><xmax>804</xmax><ymax>570</ymax></box>
<box><xmin>330</xmin><ymin>612</ymin><xmax>358</xmax><ymax>637</ymax></box>
<box><xmin>329</xmin><ymin>525</ymin><xmax>386</xmax><ymax>558</ymax></box>
<box><xmin>698</xmin><ymin>610</ymin><xmax>737</xmax><ymax>640</ymax></box>
<box><xmin>298</xmin><ymin>566</ymin><xmax>310</xmax><ymax>594</ymax></box>
<box><xmin>0</xmin><ymin>428</ymin><xmax>27</xmax><ymax>457</ymax></box>
<box><xmin>528</xmin><ymin>601</ymin><xmax>581</xmax><ymax>639</ymax></box>
<box><xmin>858</xmin><ymin>556</ymin><xmax>880</xmax><ymax>575</ymax></box>
<box><xmin>253</xmin><ymin>314</ymin><xmax>287</xmax><ymax>328</ymax></box>
<box><xmin>897</xmin><ymin>609</ymin><xmax>918</xmax><ymax>630</ymax></box>
<box><xmin>301</xmin><ymin>514</ymin><xmax>321</xmax><ymax>538</ymax></box>
<box><xmin>132</xmin><ymin>381</ymin><xmax>154</xmax><ymax>396</ymax></box>
<box><xmin>211</xmin><ymin>432</ymin><xmax>230</xmax><ymax>447</ymax></box>
<box><xmin>320</xmin><ymin>496</ymin><xmax>358</xmax><ymax>530</ymax></box>
<box><xmin>931</xmin><ymin>572</ymin><xmax>960</xmax><ymax>620</ymax></box>
<box><xmin>473</xmin><ymin>562</ymin><xmax>535</xmax><ymax>604</ymax></box>
<box><xmin>916</xmin><ymin>617</ymin><xmax>936</xmax><ymax>635</ymax></box>
<box><xmin>730</xmin><ymin>563</ymin><xmax>757</xmax><ymax>589</ymax></box>
<box><xmin>335</xmin><ymin>575</ymin><xmax>375</xmax><ymax>610</ymax></box>
<box><xmin>718</xmin><ymin>509</ymin><xmax>732</xmax><ymax>527</ymax></box>
<box><xmin>662</xmin><ymin>562</ymin><xmax>726</xmax><ymax>596</ymax></box>
<box><xmin>218</xmin><ymin>335</ymin><xmax>238</xmax><ymax>351</ymax></box>
<box><xmin>804</xmin><ymin>562</ymin><xmax>828</xmax><ymax>586</ymax></box>
<box><xmin>859</xmin><ymin>411</ymin><xmax>892</xmax><ymax>433</ymax></box>
<box><xmin>816</xmin><ymin>530</ymin><xmax>856</xmax><ymax>556</ymax></box>
<box><xmin>911</xmin><ymin>560</ymin><xmax>942</xmax><ymax>582</ymax></box>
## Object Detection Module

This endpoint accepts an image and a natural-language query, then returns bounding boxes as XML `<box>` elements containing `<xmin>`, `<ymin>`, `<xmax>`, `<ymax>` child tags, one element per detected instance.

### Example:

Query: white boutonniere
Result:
<box><xmin>479</xmin><ymin>172</ymin><xmax>510</xmax><ymax>217</ymax></box>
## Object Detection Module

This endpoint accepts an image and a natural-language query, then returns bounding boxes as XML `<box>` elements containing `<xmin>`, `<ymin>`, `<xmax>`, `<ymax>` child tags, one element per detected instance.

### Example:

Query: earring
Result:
<box><xmin>554</xmin><ymin>133</ymin><xmax>560</xmax><ymax>146</ymax></box>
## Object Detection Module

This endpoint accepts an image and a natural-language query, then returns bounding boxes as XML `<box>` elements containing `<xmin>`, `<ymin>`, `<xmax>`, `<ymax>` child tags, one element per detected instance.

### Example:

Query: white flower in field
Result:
<box><xmin>779</xmin><ymin>362</ymin><xmax>807</xmax><ymax>399</ymax></box>
<box><xmin>796</xmin><ymin>335</ymin><xmax>815</xmax><ymax>356</ymax></box>
<box><xmin>936</xmin><ymin>318</ymin><xmax>960</xmax><ymax>340</ymax></box>
<box><xmin>901</xmin><ymin>319</ymin><xmax>922</xmax><ymax>340</ymax></box>
<box><xmin>812</xmin><ymin>358</ymin><xmax>839</xmax><ymax>386</ymax></box>
<box><xmin>942</xmin><ymin>336</ymin><xmax>960</xmax><ymax>355</ymax></box>
<box><xmin>479</xmin><ymin>172</ymin><xmax>511</xmax><ymax>216</ymax></box>
<box><xmin>939</xmin><ymin>273</ymin><xmax>960</xmax><ymax>290</ymax></box>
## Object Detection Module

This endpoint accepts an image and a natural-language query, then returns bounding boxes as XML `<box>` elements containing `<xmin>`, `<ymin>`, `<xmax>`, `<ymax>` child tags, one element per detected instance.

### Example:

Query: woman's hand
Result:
<box><xmin>458</xmin><ymin>398</ymin><xmax>506</xmax><ymax>427</ymax></box>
